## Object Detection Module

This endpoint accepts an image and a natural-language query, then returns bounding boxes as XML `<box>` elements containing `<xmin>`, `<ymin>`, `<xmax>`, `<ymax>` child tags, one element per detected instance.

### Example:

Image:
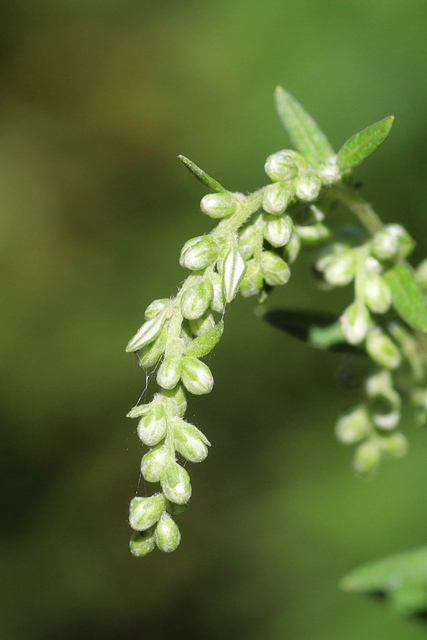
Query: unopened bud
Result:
<box><xmin>172</xmin><ymin>417</ymin><xmax>210</xmax><ymax>462</ymax></box>
<box><xmin>137</xmin><ymin>403</ymin><xmax>168</xmax><ymax>446</ymax></box>
<box><xmin>340</xmin><ymin>302</ymin><xmax>370</xmax><ymax>345</ymax></box>
<box><xmin>295</xmin><ymin>222</ymin><xmax>331</xmax><ymax>247</ymax></box>
<box><xmin>378</xmin><ymin>432</ymin><xmax>408</xmax><ymax>458</ymax></box>
<box><xmin>185</xmin><ymin>321</ymin><xmax>224</xmax><ymax>358</ymax></box>
<box><xmin>263</xmin><ymin>214</ymin><xmax>293</xmax><ymax>247</ymax></box>
<box><xmin>222</xmin><ymin>245</ymin><xmax>246</xmax><ymax>303</ymax></box>
<box><xmin>366</xmin><ymin>329</ymin><xmax>402</xmax><ymax>370</ymax></box>
<box><xmin>129</xmin><ymin>530</ymin><xmax>156</xmax><ymax>557</ymax></box>
<box><xmin>126</xmin><ymin>312</ymin><xmax>166</xmax><ymax>353</ymax></box>
<box><xmin>353</xmin><ymin>440</ymin><xmax>381</xmax><ymax>476</ymax></box>
<box><xmin>284</xmin><ymin>232</ymin><xmax>301</xmax><ymax>263</ymax></box>
<box><xmin>371</xmin><ymin>227</ymin><xmax>399</xmax><ymax>261</ymax></box>
<box><xmin>295</xmin><ymin>173</ymin><xmax>321</xmax><ymax>202</ymax></box>
<box><xmin>144</xmin><ymin>298</ymin><xmax>171</xmax><ymax>320</ymax></box>
<box><xmin>181</xmin><ymin>356</ymin><xmax>214</xmax><ymax>395</ymax></box>
<box><xmin>138</xmin><ymin>326</ymin><xmax>167</xmax><ymax>368</ymax></box>
<box><xmin>264</xmin><ymin>149</ymin><xmax>300</xmax><ymax>182</ymax></box>
<box><xmin>161</xmin><ymin>462</ymin><xmax>192</xmax><ymax>505</ymax></box>
<box><xmin>239</xmin><ymin>259</ymin><xmax>263</xmax><ymax>298</ymax></box>
<box><xmin>335</xmin><ymin>405</ymin><xmax>372</xmax><ymax>444</ymax></box>
<box><xmin>188</xmin><ymin>312</ymin><xmax>216</xmax><ymax>336</ymax></box>
<box><xmin>263</xmin><ymin>182</ymin><xmax>294</xmax><ymax>215</ymax></box>
<box><xmin>179</xmin><ymin>236</ymin><xmax>219</xmax><ymax>271</ymax></box>
<box><xmin>210</xmin><ymin>272</ymin><xmax>226</xmax><ymax>313</ymax></box>
<box><xmin>317</xmin><ymin>159</ymin><xmax>340</xmax><ymax>186</ymax></box>
<box><xmin>181</xmin><ymin>279</ymin><xmax>213</xmax><ymax>320</ymax></box>
<box><xmin>323</xmin><ymin>250</ymin><xmax>357</xmax><ymax>287</ymax></box>
<box><xmin>141</xmin><ymin>445</ymin><xmax>172</xmax><ymax>483</ymax></box>
<box><xmin>238</xmin><ymin>225</ymin><xmax>259</xmax><ymax>260</ymax></box>
<box><xmin>156</xmin><ymin>355</ymin><xmax>182</xmax><ymax>390</ymax></box>
<box><xmin>129</xmin><ymin>493</ymin><xmax>165</xmax><ymax>531</ymax></box>
<box><xmin>155</xmin><ymin>512</ymin><xmax>181</xmax><ymax>552</ymax></box>
<box><xmin>200</xmin><ymin>192</ymin><xmax>238</xmax><ymax>218</ymax></box>
<box><xmin>363</xmin><ymin>272</ymin><xmax>392</xmax><ymax>314</ymax></box>
<box><xmin>161</xmin><ymin>385</ymin><xmax>187</xmax><ymax>417</ymax></box>
<box><xmin>260</xmin><ymin>251</ymin><xmax>291</xmax><ymax>286</ymax></box>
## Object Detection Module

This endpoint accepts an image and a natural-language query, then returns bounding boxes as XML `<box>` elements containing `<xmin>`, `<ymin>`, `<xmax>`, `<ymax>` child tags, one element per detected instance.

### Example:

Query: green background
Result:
<box><xmin>2</xmin><ymin>1</ymin><xmax>427</xmax><ymax>638</ymax></box>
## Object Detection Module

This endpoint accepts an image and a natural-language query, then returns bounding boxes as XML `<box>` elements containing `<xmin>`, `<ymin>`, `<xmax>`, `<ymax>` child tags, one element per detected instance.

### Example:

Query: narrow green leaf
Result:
<box><xmin>337</xmin><ymin>116</ymin><xmax>394</xmax><ymax>171</ymax></box>
<box><xmin>263</xmin><ymin>308</ymin><xmax>355</xmax><ymax>352</ymax></box>
<box><xmin>340</xmin><ymin>545</ymin><xmax>427</xmax><ymax>616</ymax></box>
<box><xmin>384</xmin><ymin>262</ymin><xmax>427</xmax><ymax>332</ymax></box>
<box><xmin>178</xmin><ymin>155</ymin><xmax>226</xmax><ymax>192</ymax></box>
<box><xmin>185</xmin><ymin>321</ymin><xmax>224</xmax><ymax>358</ymax></box>
<box><xmin>274</xmin><ymin>87</ymin><xmax>335</xmax><ymax>168</ymax></box>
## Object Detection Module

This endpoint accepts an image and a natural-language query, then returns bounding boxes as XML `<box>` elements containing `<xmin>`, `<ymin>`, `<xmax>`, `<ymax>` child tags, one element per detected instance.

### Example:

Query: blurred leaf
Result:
<box><xmin>384</xmin><ymin>263</ymin><xmax>427</xmax><ymax>332</ymax></box>
<box><xmin>178</xmin><ymin>155</ymin><xmax>226</xmax><ymax>192</ymax></box>
<box><xmin>341</xmin><ymin>546</ymin><xmax>427</xmax><ymax>616</ymax></box>
<box><xmin>274</xmin><ymin>87</ymin><xmax>335</xmax><ymax>167</ymax></box>
<box><xmin>263</xmin><ymin>307</ymin><xmax>355</xmax><ymax>352</ymax></box>
<box><xmin>337</xmin><ymin>116</ymin><xmax>395</xmax><ymax>171</ymax></box>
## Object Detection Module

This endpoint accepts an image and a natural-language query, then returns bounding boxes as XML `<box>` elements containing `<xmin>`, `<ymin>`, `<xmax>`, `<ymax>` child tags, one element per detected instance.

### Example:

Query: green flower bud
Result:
<box><xmin>222</xmin><ymin>245</ymin><xmax>246</xmax><ymax>303</ymax></box>
<box><xmin>317</xmin><ymin>159</ymin><xmax>340</xmax><ymax>186</ymax></box>
<box><xmin>416</xmin><ymin>258</ymin><xmax>427</xmax><ymax>291</ymax></box>
<box><xmin>138</xmin><ymin>326</ymin><xmax>167</xmax><ymax>368</ymax></box>
<box><xmin>378</xmin><ymin>432</ymin><xmax>408</xmax><ymax>458</ymax></box>
<box><xmin>364</xmin><ymin>255</ymin><xmax>382</xmax><ymax>273</ymax></box>
<box><xmin>284</xmin><ymin>232</ymin><xmax>301</xmax><ymax>264</ymax></box>
<box><xmin>156</xmin><ymin>355</ymin><xmax>182</xmax><ymax>390</ymax></box>
<box><xmin>323</xmin><ymin>251</ymin><xmax>357</xmax><ymax>287</ymax></box>
<box><xmin>238</xmin><ymin>225</ymin><xmax>258</xmax><ymax>260</ymax></box>
<box><xmin>155</xmin><ymin>512</ymin><xmax>181</xmax><ymax>552</ymax></box>
<box><xmin>179</xmin><ymin>236</ymin><xmax>219</xmax><ymax>271</ymax></box>
<box><xmin>185</xmin><ymin>321</ymin><xmax>224</xmax><ymax>358</ymax></box>
<box><xmin>335</xmin><ymin>405</ymin><xmax>372</xmax><ymax>444</ymax></box>
<box><xmin>200</xmin><ymin>192</ymin><xmax>238</xmax><ymax>218</ymax></box>
<box><xmin>353</xmin><ymin>440</ymin><xmax>381</xmax><ymax>476</ymax></box>
<box><xmin>129</xmin><ymin>493</ymin><xmax>165</xmax><ymax>531</ymax></box>
<box><xmin>141</xmin><ymin>444</ymin><xmax>171</xmax><ymax>483</ymax></box>
<box><xmin>181</xmin><ymin>356</ymin><xmax>214</xmax><ymax>395</ymax></box>
<box><xmin>181</xmin><ymin>279</ymin><xmax>213</xmax><ymax>320</ymax></box>
<box><xmin>295</xmin><ymin>222</ymin><xmax>332</xmax><ymax>247</ymax></box>
<box><xmin>264</xmin><ymin>149</ymin><xmax>300</xmax><ymax>182</ymax></box>
<box><xmin>363</xmin><ymin>272</ymin><xmax>392</xmax><ymax>314</ymax></box>
<box><xmin>161</xmin><ymin>462</ymin><xmax>192</xmax><ymax>504</ymax></box>
<box><xmin>126</xmin><ymin>312</ymin><xmax>166</xmax><ymax>353</ymax></box>
<box><xmin>188</xmin><ymin>312</ymin><xmax>216</xmax><ymax>336</ymax></box>
<box><xmin>171</xmin><ymin>417</ymin><xmax>210</xmax><ymax>462</ymax></box>
<box><xmin>137</xmin><ymin>404</ymin><xmax>168</xmax><ymax>446</ymax></box>
<box><xmin>366</xmin><ymin>329</ymin><xmax>402</xmax><ymax>370</ymax></box>
<box><xmin>161</xmin><ymin>385</ymin><xmax>187</xmax><ymax>417</ymax></box>
<box><xmin>129</xmin><ymin>530</ymin><xmax>156</xmax><ymax>558</ymax></box>
<box><xmin>239</xmin><ymin>259</ymin><xmax>263</xmax><ymax>298</ymax></box>
<box><xmin>260</xmin><ymin>251</ymin><xmax>291</xmax><ymax>286</ymax></box>
<box><xmin>366</xmin><ymin>370</ymin><xmax>401</xmax><ymax>429</ymax></box>
<box><xmin>144</xmin><ymin>298</ymin><xmax>171</xmax><ymax>320</ymax></box>
<box><xmin>263</xmin><ymin>182</ymin><xmax>294</xmax><ymax>215</ymax></box>
<box><xmin>340</xmin><ymin>302</ymin><xmax>370</xmax><ymax>345</ymax></box>
<box><xmin>295</xmin><ymin>173</ymin><xmax>321</xmax><ymax>202</ymax></box>
<box><xmin>263</xmin><ymin>214</ymin><xmax>293</xmax><ymax>248</ymax></box>
<box><xmin>210</xmin><ymin>272</ymin><xmax>226</xmax><ymax>313</ymax></box>
<box><xmin>371</xmin><ymin>227</ymin><xmax>399</xmax><ymax>261</ymax></box>
<box><xmin>386</xmin><ymin>224</ymin><xmax>415</xmax><ymax>258</ymax></box>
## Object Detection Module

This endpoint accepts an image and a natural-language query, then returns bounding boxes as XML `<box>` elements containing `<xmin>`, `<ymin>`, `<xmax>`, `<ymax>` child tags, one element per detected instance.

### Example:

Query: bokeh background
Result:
<box><xmin>2</xmin><ymin>1</ymin><xmax>427</xmax><ymax>638</ymax></box>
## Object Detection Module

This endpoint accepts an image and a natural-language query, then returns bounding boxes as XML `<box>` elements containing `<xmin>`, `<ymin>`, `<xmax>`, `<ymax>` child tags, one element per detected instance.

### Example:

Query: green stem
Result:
<box><xmin>212</xmin><ymin>188</ymin><xmax>265</xmax><ymax>239</ymax></box>
<box><xmin>329</xmin><ymin>183</ymin><xmax>384</xmax><ymax>235</ymax></box>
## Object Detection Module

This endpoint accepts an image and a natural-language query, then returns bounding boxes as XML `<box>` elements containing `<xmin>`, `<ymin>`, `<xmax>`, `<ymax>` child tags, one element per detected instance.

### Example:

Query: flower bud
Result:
<box><xmin>239</xmin><ymin>259</ymin><xmax>263</xmax><ymax>298</ymax></box>
<box><xmin>181</xmin><ymin>279</ymin><xmax>213</xmax><ymax>320</ymax></box>
<box><xmin>222</xmin><ymin>245</ymin><xmax>246</xmax><ymax>303</ymax></box>
<box><xmin>156</xmin><ymin>355</ymin><xmax>182</xmax><ymax>390</ymax></box>
<box><xmin>238</xmin><ymin>225</ymin><xmax>258</xmax><ymax>260</ymax></box>
<box><xmin>363</xmin><ymin>272</ymin><xmax>392</xmax><ymax>314</ymax></box>
<box><xmin>353</xmin><ymin>440</ymin><xmax>381</xmax><ymax>476</ymax></box>
<box><xmin>416</xmin><ymin>258</ymin><xmax>427</xmax><ymax>291</ymax></box>
<box><xmin>141</xmin><ymin>445</ymin><xmax>172</xmax><ymax>483</ymax></box>
<box><xmin>161</xmin><ymin>462</ymin><xmax>192</xmax><ymax>504</ymax></box>
<box><xmin>172</xmin><ymin>417</ymin><xmax>210</xmax><ymax>462</ymax></box>
<box><xmin>366</xmin><ymin>370</ymin><xmax>401</xmax><ymax>429</ymax></box>
<box><xmin>185</xmin><ymin>321</ymin><xmax>224</xmax><ymax>358</ymax></box>
<box><xmin>284</xmin><ymin>232</ymin><xmax>301</xmax><ymax>264</ymax></box>
<box><xmin>137</xmin><ymin>403</ymin><xmax>168</xmax><ymax>446</ymax></box>
<box><xmin>179</xmin><ymin>236</ymin><xmax>219</xmax><ymax>271</ymax></box>
<box><xmin>126</xmin><ymin>312</ymin><xmax>166</xmax><ymax>352</ymax></box>
<box><xmin>263</xmin><ymin>182</ymin><xmax>294</xmax><ymax>215</ymax></box>
<box><xmin>138</xmin><ymin>326</ymin><xmax>167</xmax><ymax>368</ymax></box>
<box><xmin>317</xmin><ymin>159</ymin><xmax>340</xmax><ymax>186</ymax></box>
<box><xmin>295</xmin><ymin>173</ymin><xmax>321</xmax><ymax>201</ymax></box>
<box><xmin>210</xmin><ymin>272</ymin><xmax>226</xmax><ymax>313</ymax></box>
<box><xmin>155</xmin><ymin>512</ymin><xmax>181</xmax><ymax>552</ymax></box>
<box><xmin>260</xmin><ymin>252</ymin><xmax>291</xmax><ymax>286</ymax></box>
<box><xmin>161</xmin><ymin>385</ymin><xmax>187</xmax><ymax>417</ymax></box>
<box><xmin>188</xmin><ymin>312</ymin><xmax>216</xmax><ymax>336</ymax></box>
<box><xmin>263</xmin><ymin>214</ymin><xmax>293</xmax><ymax>247</ymax></box>
<box><xmin>340</xmin><ymin>302</ymin><xmax>370</xmax><ymax>345</ymax></box>
<box><xmin>181</xmin><ymin>356</ymin><xmax>214</xmax><ymax>395</ymax></box>
<box><xmin>295</xmin><ymin>222</ymin><xmax>332</xmax><ymax>247</ymax></box>
<box><xmin>335</xmin><ymin>405</ymin><xmax>372</xmax><ymax>444</ymax></box>
<box><xmin>378</xmin><ymin>432</ymin><xmax>408</xmax><ymax>458</ymax></box>
<box><xmin>129</xmin><ymin>493</ymin><xmax>165</xmax><ymax>531</ymax></box>
<box><xmin>129</xmin><ymin>530</ymin><xmax>156</xmax><ymax>557</ymax></box>
<box><xmin>323</xmin><ymin>251</ymin><xmax>357</xmax><ymax>287</ymax></box>
<box><xmin>371</xmin><ymin>228</ymin><xmax>399</xmax><ymax>261</ymax></box>
<box><xmin>366</xmin><ymin>329</ymin><xmax>402</xmax><ymax>370</ymax></box>
<box><xmin>386</xmin><ymin>224</ymin><xmax>415</xmax><ymax>258</ymax></box>
<box><xmin>200</xmin><ymin>192</ymin><xmax>238</xmax><ymax>218</ymax></box>
<box><xmin>144</xmin><ymin>298</ymin><xmax>171</xmax><ymax>320</ymax></box>
<box><xmin>264</xmin><ymin>150</ymin><xmax>300</xmax><ymax>182</ymax></box>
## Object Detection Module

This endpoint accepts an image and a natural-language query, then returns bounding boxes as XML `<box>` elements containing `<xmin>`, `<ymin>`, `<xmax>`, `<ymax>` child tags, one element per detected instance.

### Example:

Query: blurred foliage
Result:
<box><xmin>2</xmin><ymin>1</ymin><xmax>427</xmax><ymax>639</ymax></box>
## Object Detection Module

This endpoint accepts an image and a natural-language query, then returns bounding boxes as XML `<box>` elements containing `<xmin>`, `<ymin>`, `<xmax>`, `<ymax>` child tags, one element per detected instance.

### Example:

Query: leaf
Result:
<box><xmin>178</xmin><ymin>155</ymin><xmax>226</xmax><ymax>192</ymax></box>
<box><xmin>340</xmin><ymin>545</ymin><xmax>427</xmax><ymax>616</ymax></box>
<box><xmin>263</xmin><ymin>307</ymin><xmax>355</xmax><ymax>352</ymax></box>
<box><xmin>337</xmin><ymin>116</ymin><xmax>394</xmax><ymax>171</ymax></box>
<box><xmin>185</xmin><ymin>321</ymin><xmax>224</xmax><ymax>358</ymax></box>
<box><xmin>274</xmin><ymin>87</ymin><xmax>335</xmax><ymax>168</ymax></box>
<box><xmin>384</xmin><ymin>262</ymin><xmax>427</xmax><ymax>332</ymax></box>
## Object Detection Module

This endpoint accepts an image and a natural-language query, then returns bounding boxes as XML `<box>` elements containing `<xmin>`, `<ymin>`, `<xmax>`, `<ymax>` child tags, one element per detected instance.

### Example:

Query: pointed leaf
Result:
<box><xmin>263</xmin><ymin>308</ymin><xmax>355</xmax><ymax>352</ymax></box>
<box><xmin>384</xmin><ymin>262</ymin><xmax>427</xmax><ymax>332</ymax></box>
<box><xmin>274</xmin><ymin>87</ymin><xmax>335</xmax><ymax>167</ymax></box>
<box><xmin>337</xmin><ymin>116</ymin><xmax>394</xmax><ymax>171</ymax></box>
<box><xmin>178</xmin><ymin>155</ymin><xmax>226</xmax><ymax>192</ymax></box>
